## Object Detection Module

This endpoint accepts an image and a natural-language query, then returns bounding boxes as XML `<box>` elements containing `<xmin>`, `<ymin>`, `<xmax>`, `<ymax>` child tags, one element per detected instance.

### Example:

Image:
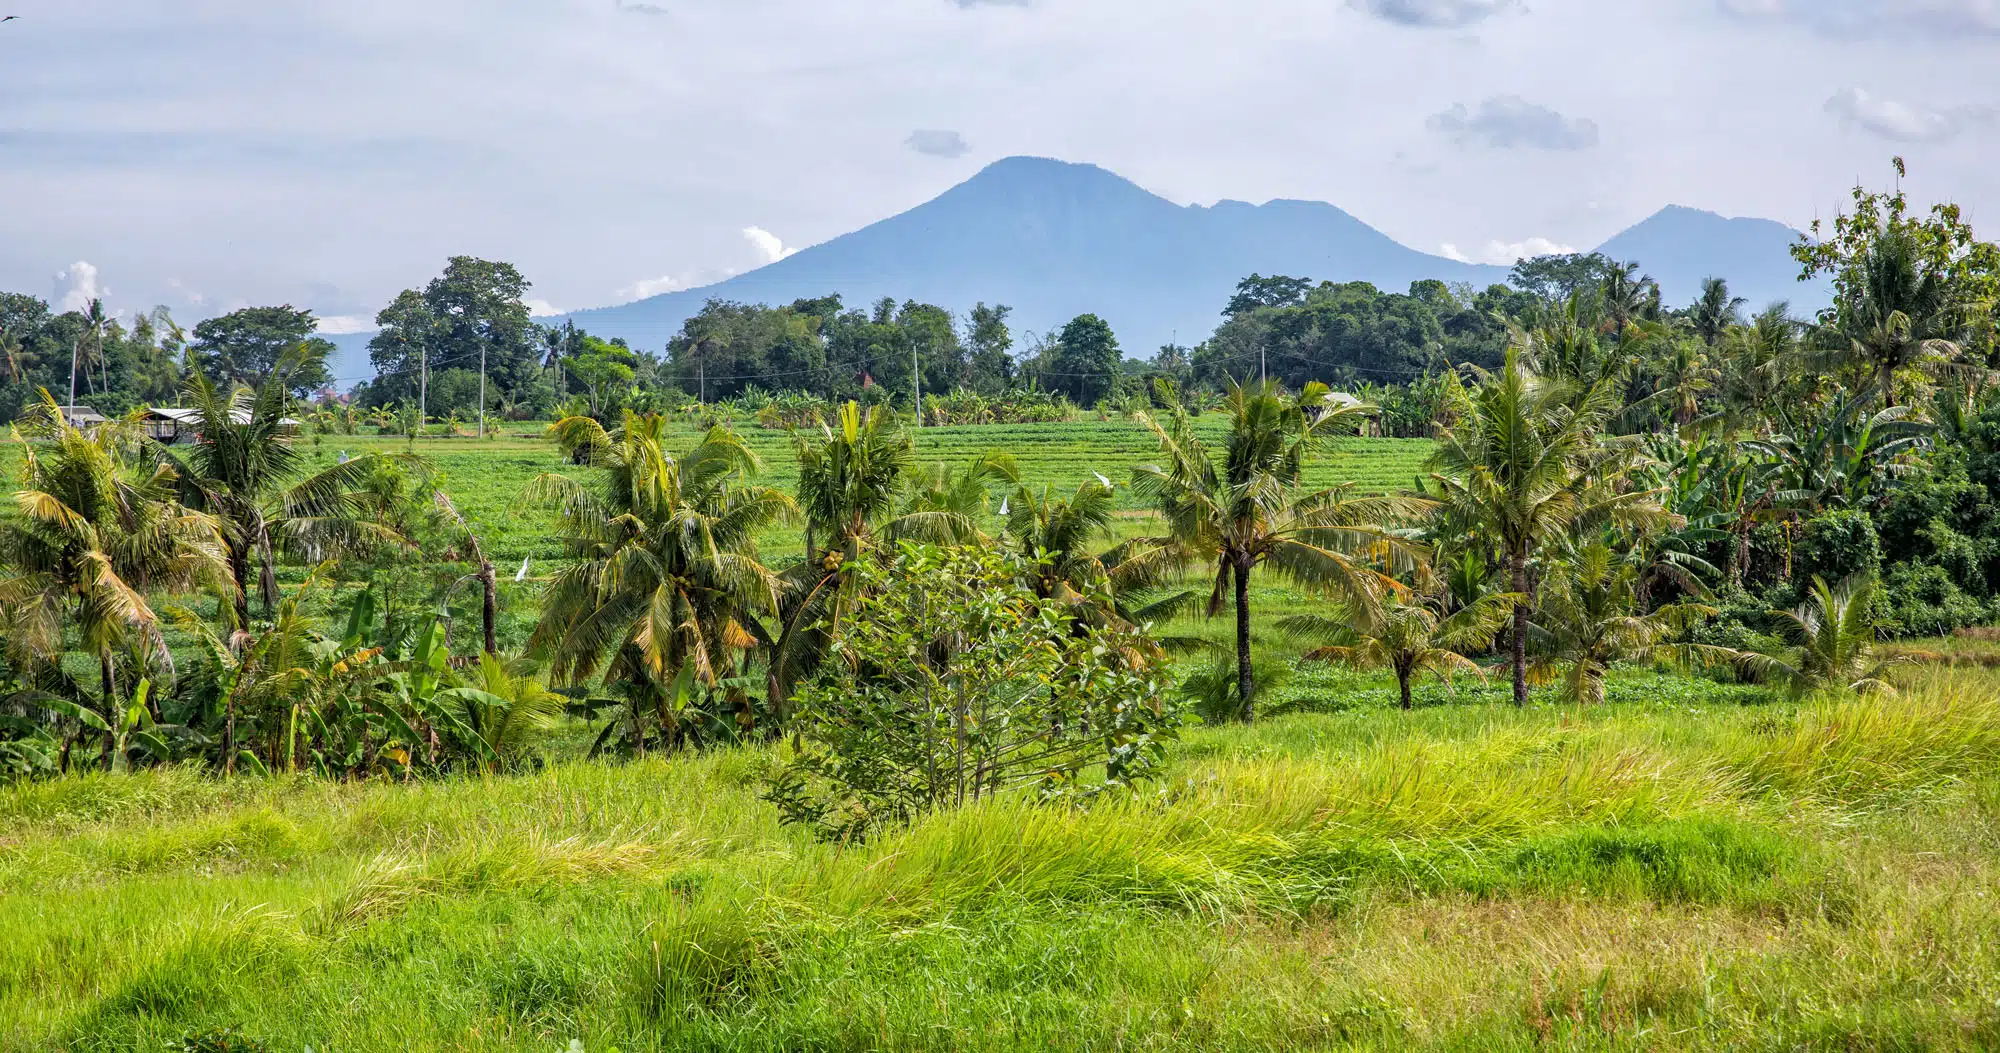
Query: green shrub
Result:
<box><xmin>1794</xmin><ymin>509</ymin><xmax>1881</xmax><ymax>585</ymax></box>
<box><xmin>766</xmin><ymin>545</ymin><xmax>1180</xmax><ymax>841</ymax></box>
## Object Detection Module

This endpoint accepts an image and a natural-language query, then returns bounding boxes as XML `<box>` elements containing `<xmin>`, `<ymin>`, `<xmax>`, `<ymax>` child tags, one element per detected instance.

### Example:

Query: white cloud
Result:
<box><xmin>742</xmin><ymin>226</ymin><xmax>800</xmax><ymax>265</ymax></box>
<box><xmin>1824</xmin><ymin>87</ymin><xmax>1995</xmax><ymax>143</ymax></box>
<box><xmin>53</xmin><ymin>261</ymin><xmax>106</xmax><ymax>313</ymax></box>
<box><xmin>1350</xmin><ymin>0</ymin><xmax>1519</xmax><ymax>28</ymax></box>
<box><xmin>316</xmin><ymin>314</ymin><xmax>376</xmax><ymax>335</ymax></box>
<box><xmin>523</xmin><ymin>298</ymin><xmax>564</xmax><ymax>317</ymax></box>
<box><xmin>907</xmin><ymin>129</ymin><xmax>972</xmax><ymax>158</ymax></box>
<box><xmin>1719</xmin><ymin>0</ymin><xmax>2000</xmax><ymax>36</ymax></box>
<box><xmin>1428</xmin><ymin>97</ymin><xmax>1601</xmax><ymax>151</ymax></box>
<box><xmin>1440</xmin><ymin>237</ymin><xmax>1576</xmax><ymax>266</ymax></box>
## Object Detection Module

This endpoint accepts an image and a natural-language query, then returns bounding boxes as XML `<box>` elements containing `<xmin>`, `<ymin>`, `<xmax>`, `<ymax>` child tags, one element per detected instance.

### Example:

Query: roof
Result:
<box><xmin>146</xmin><ymin>407</ymin><xmax>303</xmax><ymax>427</ymax></box>
<box><xmin>57</xmin><ymin>405</ymin><xmax>108</xmax><ymax>422</ymax></box>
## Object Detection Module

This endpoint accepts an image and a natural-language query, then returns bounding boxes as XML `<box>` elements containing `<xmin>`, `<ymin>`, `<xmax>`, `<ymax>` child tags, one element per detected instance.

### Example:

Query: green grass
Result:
<box><xmin>8</xmin><ymin>669</ymin><xmax>2000</xmax><ymax>1050</ymax></box>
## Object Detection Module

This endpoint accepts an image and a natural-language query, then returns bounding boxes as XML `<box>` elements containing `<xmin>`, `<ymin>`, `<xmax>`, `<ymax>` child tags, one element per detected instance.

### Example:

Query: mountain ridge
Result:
<box><xmin>326</xmin><ymin>158</ymin><xmax>1829</xmax><ymax>382</ymax></box>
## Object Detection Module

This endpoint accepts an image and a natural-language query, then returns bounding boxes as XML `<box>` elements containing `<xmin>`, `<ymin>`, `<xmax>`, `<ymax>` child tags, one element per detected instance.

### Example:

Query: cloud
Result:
<box><xmin>1428</xmin><ymin>96</ymin><xmax>1600</xmax><ymax>151</ymax></box>
<box><xmin>1349</xmin><ymin>0</ymin><xmax>1519</xmax><ymax>28</ymax></box>
<box><xmin>523</xmin><ymin>298</ymin><xmax>564</xmax><ymax>317</ymax></box>
<box><xmin>1824</xmin><ymin>87</ymin><xmax>1995</xmax><ymax>143</ymax></box>
<box><xmin>316</xmin><ymin>314</ymin><xmax>376</xmax><ymax>335</ymax></box>
<box><xmin>906</xmin><ymin>129</ymin><xmax>971</xmax><ymax>158</ymax></box>
<box><xmin>1718</xmin><ymin>0</ymin><xmax>2000</xmax><ymax>36</ymax></box>
<box><xmin>950</xmin><ymin>0</ymin><xmax>1030</xmax><ymax>7</ymax></box>
<box><xmin>742</xmin><ymin>226</ymin><xmax>800</xmax><ymax>264</ymax></box>
<box><xmin>1440</xmin><ymin>237</ymin><xmax>1577</xmax><ymax>266</ymax></box>
<box><xmin>53</xmin><ymin>261</ymin><xmax>106</xmax><ymax>313</ymax></box>
<box><xmin>614</xmin><ymin>1</ymin><xmax>669</xmax><ymax>15</ymax></box>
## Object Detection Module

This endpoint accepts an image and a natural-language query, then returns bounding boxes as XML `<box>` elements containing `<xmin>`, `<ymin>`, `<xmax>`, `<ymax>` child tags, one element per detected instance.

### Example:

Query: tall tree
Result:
<box><xmin>0</xmin><ymin>394</ymin><xmax>231</xmax><ymax>761</ymax></box>
<box><xmin>1130</xmin><ymin>381</ymin><xmax>1421</xmax><ymax>720</ymax></box>
<box><xmin>966</xmin><ymin>303</ymin><xmax>1015</xmax><ymax>394</ymax></box>
<box><xmin>190</xmin><ymin>306</ymin><xmax>335</xmax><ymax>394</ymax></box>
<box><xmin>527</xmin><ymin>413</ymin><xmax>793</xmax><ymax>750</ymax></box>
<box><xmin>1428</xmin><ymin>351</ymin><xmax>1673</xmax><ymax>705</ymax></box>
<box><xmin>1047</xmin><ymin>314</ymin><xmax>1121</xmax><ymax>405</ymax></box>
<box><xmin>1689</xmin><ymin>278</ymin><xmax>1747</xmax><ymax>347</ymax></box>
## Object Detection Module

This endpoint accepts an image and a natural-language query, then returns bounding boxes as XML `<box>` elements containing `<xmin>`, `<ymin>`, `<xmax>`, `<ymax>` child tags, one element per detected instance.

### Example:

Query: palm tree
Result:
<box><xmin>1742</xmin><ymin>574</ymin><xmax>1905</xmax><ymax>697</ymax></box>
<box><xmin>1281</xmin><ymin>591</ymin><xmax>1518</xmax><ymax>710</ymax></box>
<box><xmin>157</xmin><ymin>349</ymin><xmax>398</xmax><ymax>624</ymax></box>
<box><xmin>1601</xmin><ymin>262</ymin><xmax>1661</xmax><ymax>340</ymax></box>
<box><xmin>0</xmin><ymin>393</ymin><xmax>232</xmax><ymax>764</ymax></box>
<box><xmin>1005</xmin><ymin>479</ymin><xmax>1203</xmax><ymax>637</ymax></box>
<box><xmin>1529</xmin><ymin>540</ymin><xmax>1734</xmax><ymax>706</ymax></box>
<box><xmin>527</xmin><ymin>412</ymin><xmax>792</xmax><ymax>752</ymax></box>
<box><xmin>1428</xmin><ymin>348</ymin><xmax>1674</xmax><ymax>705</ymax></box>
<box><xmin>1130</xmin><ymin>381</ymin><xmax>1424</xmax><ymax>721</ymax></box>
<box><xmin>1821</xmin><ymin>230</ymin><xmax>1967</xmax><ymax>407</ymax></box>
<box><xmin>772</xmin><ymin>402</ymin><xmax>987</xmax><ymax>701</ymax></box>
<box><xmin>1689</xmin><ymin>278</ymin><xmax>1747</xmax><ymax>347</ymax></box>
<box><xmin>1631</xmin><ymin>336</ymin><xmax>1718</xmax><ymax>431</ymax></box>
<box><xmin>1715</xmin><ymin>306</ymin><xmax>1800</xmax><ymax>437</ymax></box>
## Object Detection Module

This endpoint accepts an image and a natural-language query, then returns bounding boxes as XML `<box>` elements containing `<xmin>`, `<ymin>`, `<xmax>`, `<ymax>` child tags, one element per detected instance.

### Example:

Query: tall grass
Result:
<box><xmin>7</xmin><ymin>674</ymin><xmax>2000</xmax><ymax>1050</ymax></box>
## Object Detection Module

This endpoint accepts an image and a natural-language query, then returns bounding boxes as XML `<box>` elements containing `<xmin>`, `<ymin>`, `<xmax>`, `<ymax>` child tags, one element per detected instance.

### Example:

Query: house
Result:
<box><xmin>142</xmin><ymin>407</ymin><xmax>303</xmax><ymax>444</ymax></box>
<box><xmin>56</xmin><ymin>405</ymin><xmax>109</xmax><ymax>429</ymax></box>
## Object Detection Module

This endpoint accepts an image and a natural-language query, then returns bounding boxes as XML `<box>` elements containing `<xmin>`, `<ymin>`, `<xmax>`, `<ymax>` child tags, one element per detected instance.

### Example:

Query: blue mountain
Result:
<box><xmin>561</xmin><ymin>156</ymin><xmax>1512</xmax><ymax>357</ymax></box>
<box><xmin>1595</xmin><ymin>204</ymin><xmax>1830</xmax><ymax>312</ymax></box>
<box><xmin>324</xmin><ymin>158</ymin><xmax>1829</xmax><ymax>383</ymax></box>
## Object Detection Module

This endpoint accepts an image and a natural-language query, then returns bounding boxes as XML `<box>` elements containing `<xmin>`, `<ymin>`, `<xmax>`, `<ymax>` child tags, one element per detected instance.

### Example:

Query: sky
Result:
<box><xmin>1</xmin><ymin>0</ymin><xmax>1996</xmax><ymax>367</ymax></box>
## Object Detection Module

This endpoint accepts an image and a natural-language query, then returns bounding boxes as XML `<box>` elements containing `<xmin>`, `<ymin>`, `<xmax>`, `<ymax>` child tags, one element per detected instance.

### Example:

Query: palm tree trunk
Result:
<box><xmin>1234</xmin><ymin>559</ymin><xmax>1255</xmax><ymax>723</ymax></box>
<box><xmin>1510</xmin><ymin>549</ymin><xmax>1530</xmax><ymax>708</ymax></box>
<box><xmin>479</xmin><ymin>560</ymin><xmax>498</xmax><ymax>655</ymax></box>
<box><xmin>227</xmin><ymin>539</ymin><xmax>251</xmax><ymax>627</ymax></box>
<box><xmin>255</xmin><ymin>520</ymin><xmax>279</xmax><ymax>618</ymax></box>
<box><xmin>99</xmin><ymin>649</ymin><xmax>118</xmax><ymax>767</ymax></box>
<box><xmin>1398</xmin><ymin>667</ymin><xmax>1413</xmax><ymax>711</ymax></box>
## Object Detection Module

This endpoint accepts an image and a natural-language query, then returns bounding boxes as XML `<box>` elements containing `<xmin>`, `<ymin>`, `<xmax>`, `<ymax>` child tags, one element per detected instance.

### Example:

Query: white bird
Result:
<box><xmin>1093</xmin><ymin>471</ymin><xmax>1112</xmax><ymax>488</ymax></box>
<box><xmin>998</xmin><ymin>497</ymin><xmax>1009</xmax><ymax>516</ymax></box>
<box><xmin>515</xmin><ymin>557</ymin><xmax>531</xmax><ymax>582</ymax></box>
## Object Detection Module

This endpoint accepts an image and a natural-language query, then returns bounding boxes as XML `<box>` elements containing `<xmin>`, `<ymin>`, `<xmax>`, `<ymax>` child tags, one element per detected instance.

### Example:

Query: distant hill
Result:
<box><xmin>1595</xmin><ymin>204</ymin><xmax>1830</xmax><ymax>312</ymax></box>
<box><xmin>322</xmin><ymin>158</ymin><xmax>1832</xmax><ymax>383</ymax></box>
<box><xmin>561</xmin><ymin>157</ymin><xmax>1511</xmax><ymax>358</ymax></box>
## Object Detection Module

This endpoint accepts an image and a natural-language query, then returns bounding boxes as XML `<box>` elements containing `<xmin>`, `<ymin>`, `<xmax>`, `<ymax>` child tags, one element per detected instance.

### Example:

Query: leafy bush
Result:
<box><xmin>1882</xmin><ymin>562</ymin><xmax>1992</xmax><ymax>638</ymax></box>
<box><xmin>1794</xmin><ymin>509</ymin><xmax>1881</xmax><ymax>585</ymax></box>
<box><xmin>765</xmin><ymin>545</ymin><xmax>1179</xmax><ymax>841</ymax></box>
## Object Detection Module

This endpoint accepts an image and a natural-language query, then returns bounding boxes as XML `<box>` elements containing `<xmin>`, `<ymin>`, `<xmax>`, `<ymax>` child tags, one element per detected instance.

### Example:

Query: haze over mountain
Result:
<box><xmin>330</xmin><ymin>157</ymin><xmax>1830</xmax><ymax>382</ymax></box>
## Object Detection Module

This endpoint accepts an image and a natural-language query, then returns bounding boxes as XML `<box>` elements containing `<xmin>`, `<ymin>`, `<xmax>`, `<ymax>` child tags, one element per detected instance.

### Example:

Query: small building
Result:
<box><xmin>142</xmin><ymin>407</ymin><xmax>304</xmax><ymax>444</ymax></box>
<box><xmin>56</xmin><ymin>405</ymin><xmax>109</xmax><ymax>429</ymax></box>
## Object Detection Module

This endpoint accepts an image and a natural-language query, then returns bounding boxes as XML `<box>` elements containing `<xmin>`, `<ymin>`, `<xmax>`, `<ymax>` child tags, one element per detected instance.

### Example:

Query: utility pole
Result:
<box><xmin>912</xmin><ymin>345</ymin><xmax>922</xmax><ymax>439</ymax></box>
<box><xmin>478</xmin><ymin>340</ymin><xmax>487</xmax><ymax>439</ymax></box>
<box><xmin>68</xmin><ymin>336</ymin><xmax>78</xmax><ymax>416</ymax></box>
<box><xmin>418</xmin><ymin>343</ymin><xmax>427</xmax><ymax>437</ymax></box>
<box><xmin>1260</xmin><ymin>343</ymin><xmax>1267</xmax><ymax>385</ymax></box>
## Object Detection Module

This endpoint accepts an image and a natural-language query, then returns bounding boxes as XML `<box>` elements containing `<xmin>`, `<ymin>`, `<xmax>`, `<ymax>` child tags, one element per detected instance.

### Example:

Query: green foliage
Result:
<box><xmin>1743</xmin><ymin>575</ymin><xmax>1905</xmax><ymax>697</ymax></box>
<box><xmin>767</xmin><ymin>545</ymin><xmax>1178</xmax><ymax>840</ymax></box>
<box><xmin>1793</xmin><ymin>508</ymin><xmax>1881</xmax><ymax>584</ymax></box>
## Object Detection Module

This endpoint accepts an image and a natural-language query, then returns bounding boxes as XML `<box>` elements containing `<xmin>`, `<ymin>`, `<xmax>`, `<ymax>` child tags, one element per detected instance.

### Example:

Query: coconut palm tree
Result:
<box><xmin>1820</xmin><ymin>230</ymin><xmax>1968</xmax><ymax>407</ymax></box>
<box><xmin>1129</xmin><ymin>380</ymin><xmax>1424</xmax><ymax>721</ymax></box>
<box><xmin>1714</xmin><ymin>306</ymin><xmax>1800</xmax><ymax>437</ymax></box>
<box><xmin>1741</xmin><ymin>574</ymin><xmax>1906</xmax><ymax>697</ymax></box>
<box><xmin>1600</xmin><ymin>262</ymin><xmax>1661</xmax><ymax>340</ymax></box>
<box><xmin>1689</xmin><ymin>278</ymin><xmax>1747</xmax><ymax>347</ymax></box>
<box><xmin>1528</xmin><ymin>540</ymin><xmax>1735</xmax><ymax>706</ymax></box>
<box><xmin>1281</xmin><ymin>591</ymin><xmax>1519</xmax><ymax>710</ymax></box>
<box><xmin>0</xmin><ymin>393</ymin><xmax>232</xmax><ymax>765</ymax></box>
<box><xmin>771</xmin><ymin>402</ymin><xmax>986</xmax><ymax>702</ymax></box>
<box><xmin>157</xmin><ymin>349</ymin><xmax>399</xmax><ymax>624</ymax></box>
<box><xmin>1004</xmin><ymin>479</ymin><xmax>1203</xmax><ymax>638</ymax></box>
<box><xmin>527</xmin><ymin>412</ymin><xmax>792</xmax><ymax>752</ymax></box>
<box><xmin>1428</xmin><ymin>348</ymin><xmax>1675</xmax><ymax>705</ymax></box>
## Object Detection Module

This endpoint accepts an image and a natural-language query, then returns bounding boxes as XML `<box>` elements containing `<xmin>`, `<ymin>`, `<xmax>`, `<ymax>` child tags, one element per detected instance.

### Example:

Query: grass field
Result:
<box><xmin>5</xmin><ymin>666</ymin><xmax>2000</xmax><ymax>1050</ymax></box>
<box><xmin>11</xmin><ymin>419</ymin><xmax>2000</xmax><ymax>1049</ymax></box>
